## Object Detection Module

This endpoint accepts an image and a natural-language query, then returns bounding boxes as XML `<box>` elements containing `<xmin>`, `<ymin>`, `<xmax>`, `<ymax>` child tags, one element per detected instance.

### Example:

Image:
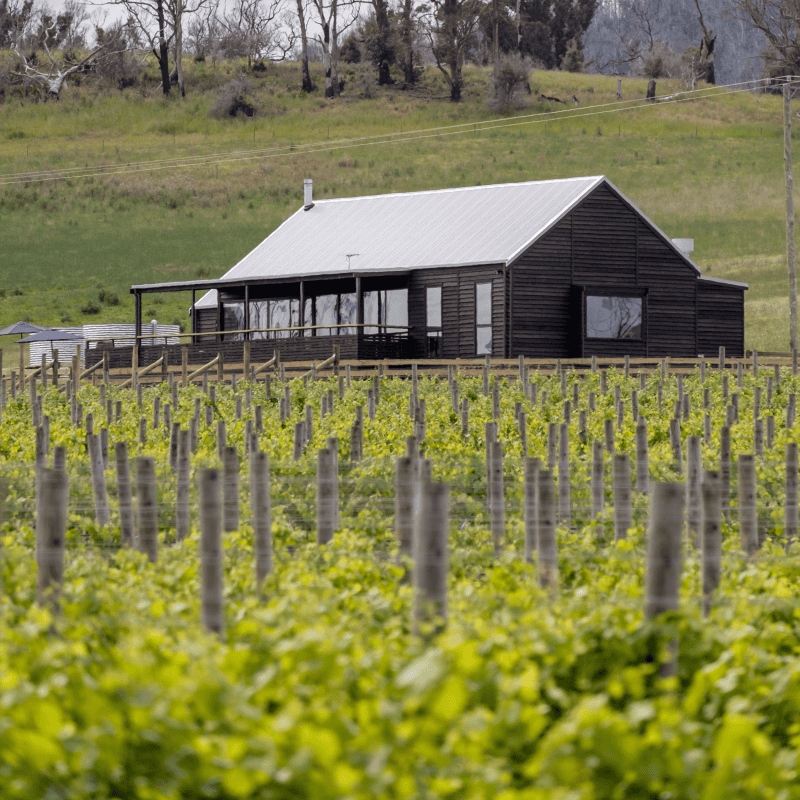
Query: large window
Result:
<box><xmin>586</xmin><ymin>295</ymin><xmax>642</xmax><ymax>339</ymax></box>
<box><xmin>426</xmin><ymin>286</ymin><xmax>442</xmax><ymax>357</ymax></box>
<box><xmin>364</xmin><ymin>289</ymin><xmax>408</xmax><ymax>335</ymax></box>
<box><xmin>476</xmin><ymin>282</ymin><xmax>492</xmax><ymax>355</ymax></box>
<box><xmin>250</xmin><ymin>298</ymin><xmax>299</xmax><ymax>338</ymax></box>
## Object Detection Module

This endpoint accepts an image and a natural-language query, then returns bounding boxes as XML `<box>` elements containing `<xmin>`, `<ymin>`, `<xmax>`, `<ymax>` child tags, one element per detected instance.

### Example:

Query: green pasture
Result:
<box><xmin>0</xmin><ymin>62</ymin><xmax>796</xmax><ymax>354</ymax></box>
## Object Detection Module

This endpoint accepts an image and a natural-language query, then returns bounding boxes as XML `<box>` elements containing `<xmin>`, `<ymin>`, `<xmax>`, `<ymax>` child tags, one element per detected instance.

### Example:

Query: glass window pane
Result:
<box><xmin>339</xmin><ymin>292</ymin><xmax>357</xmax><ymax>334</ymax></box>
<box><xmin>303</xmin><ymin>297</ymin><xmax>313</xmax><ymax>336</ymax></box>
<box><xmin>250</xmin><ymin>300</ymin><xmax>268</xmax><ymax>338</ymax></box>
<box><xmin>477</xmin><ymin>326</ymin><xmax>492</xmax><ymax>355</ymax></box>
<box><xmin>586</xmin><ymin>296</ymin><xmax>642</xmax><ymax>339</ymax></box>
<box><xmin>316</xmin><ymin>294</ymin><xmax>337</xmax><ymax>336</ymax></box>
<box><xmin>476</xmin><ymin>282</ymin><xmax>492</xmax><ymax>325</ymax></box>
<box><xmin>384</xmin><ymin>289</ymin><xmax>408</xmax><ymax>329</ymax></box>
<box><xmin>270</xmin><ymin>299</ymin><xmax>291</xmax><ymax>338</ymax></box>
<box><xmin>426</xmin><ymin>287</ymin><xmax>442</xmax><ymax>328</ymax></box>
<box><xmin>364</xmin><ymin>291</ymin><xmax>378</xmax><ymax>334</ymax></box>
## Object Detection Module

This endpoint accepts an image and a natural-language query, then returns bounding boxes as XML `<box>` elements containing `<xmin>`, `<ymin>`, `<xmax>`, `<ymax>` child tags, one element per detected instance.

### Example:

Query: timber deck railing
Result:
<box><xmin>2</xmin><ymin>345</ymin><xmax>800</xmax><ymax>393</ymax></box>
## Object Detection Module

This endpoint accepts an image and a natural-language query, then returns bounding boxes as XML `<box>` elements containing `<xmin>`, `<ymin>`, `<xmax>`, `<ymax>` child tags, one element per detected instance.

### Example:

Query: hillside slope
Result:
<box><xmin>0</xmin><ymin>63</ymin><xmax>793</xmax><ymax>353</ymax></box>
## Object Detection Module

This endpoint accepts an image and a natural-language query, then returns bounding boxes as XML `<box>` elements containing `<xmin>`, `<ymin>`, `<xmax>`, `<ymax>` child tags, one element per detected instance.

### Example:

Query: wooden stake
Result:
<box><xmin>36</xmin><ymin>467</ymin><xmax>67</xmax><ymax>613</ymax></box>
<box><xmin>738</xmin><ymin>454</ymin><xmax>758</xmax><ymax>556</ymax></box>
<box><xmin>701</xmin><ymin>470</ymin><xmax>721</xmax><ymax>617</ymax></box>
<box><xmin>199</xmin><ymin>468</ymin><xmax>224</xmax><ymax>637</ymax></box>
<box><xmin>136</xmin><ymin>456</ymin><xmax>158</xmax><ymax>563</ymax></box>
<box><xmin>645</xmin><ymin>482</ymin><xmax>684</xmax><ymax>677</ymax></box>
<box><xmin>222</xmin><ymin>446</ymin><xmax>239</xmax><ymax>532</ymax></box>
<box><xmin>613</xmin><ymin>453</ymin><xmax>632</xmax><ymax>541</ymax></box>
<box><xmin>175</xmin><ymin>429</ymin><xmax>191</xmax><ymax>542</ymax></box>
<box><xmin>523</xmin><ymin>457</ymin><xmax>539</xmax><ymax>564</ymax></box>
<box><xmin>115</xmin><ymin>442</ymin><xmax>135</xmax><ymax>548</ymax></box>
<box><xmin>686</xmin><ymin>435</ymin><xmax>702</xmax><ymax>547</ymax></box>
<box><xmin>413</xmin><ymin>480</ymin><xmax>449</xmax><ymax>636</ymax></box>
<box><xmin>251</xmin><ymin>450</ymin><xmax>272</xmax><ymax>583</ymax></box>
<box><xmin>536</xmin><ymin>469</ymin><xmax>558</xmax><ymax>591</ymax></box>
<box><xmin>395</xmin><ymin>456</ymin><xmax>416</xmax><ymax>563</ymax></box>
<box><xmin>316</xmin><ymin>447</ymin><xmax>336</xmax><ymax>545</ymax></box>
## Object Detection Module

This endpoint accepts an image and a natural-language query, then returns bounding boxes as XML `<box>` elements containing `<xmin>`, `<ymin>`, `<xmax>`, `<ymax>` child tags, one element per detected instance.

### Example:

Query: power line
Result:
<box><xmin>0</xmin><ymin>76</ymin><xmax>786</xmax><ymax>188</ymax></box>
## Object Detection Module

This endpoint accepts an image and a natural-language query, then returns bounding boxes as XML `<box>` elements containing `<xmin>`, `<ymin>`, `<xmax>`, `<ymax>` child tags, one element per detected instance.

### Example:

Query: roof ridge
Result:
<box><xmin>308</xmin><ymin>175</ymin><xmax>606</xmax><ymax>205</ymax></box>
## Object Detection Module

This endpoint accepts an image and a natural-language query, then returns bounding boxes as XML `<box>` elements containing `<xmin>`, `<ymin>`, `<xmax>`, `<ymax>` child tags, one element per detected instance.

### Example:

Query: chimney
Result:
<box><xmin>303</xmin><ymin>179</ymin><xmax>314</xmax><ymax>211</ymax></box>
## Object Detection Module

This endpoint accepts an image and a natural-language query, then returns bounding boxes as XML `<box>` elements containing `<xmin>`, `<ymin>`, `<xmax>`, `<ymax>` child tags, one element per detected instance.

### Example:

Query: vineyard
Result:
<box><xmin>2</xmin><ymin>355</ymin><xmax>800</xmax><ymax>799</ymax></box>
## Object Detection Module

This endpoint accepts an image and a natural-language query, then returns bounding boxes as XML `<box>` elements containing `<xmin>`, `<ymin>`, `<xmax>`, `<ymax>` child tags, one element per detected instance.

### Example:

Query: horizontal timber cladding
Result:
<box><xmin>697</xmin><ymin>281</ymin><xmax>745</xmax><ymax>357</ymax></box>
<box><xmin>408</xmin><ymin>265</ymin><xmax>505</xmax><ymax>359</ymax></box>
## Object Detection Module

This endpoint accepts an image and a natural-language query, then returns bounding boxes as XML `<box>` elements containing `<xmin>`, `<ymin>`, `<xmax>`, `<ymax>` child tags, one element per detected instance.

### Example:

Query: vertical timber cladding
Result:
<box><xmin>635</xmin><ymin>216</ymin><xmax>698</xmax><ymax>356</ymax></box>
<box><xmin>408</xmin><ymin>266</ymin><xmax>505</xmax><ymax>359</ymax></box>
<box><xmin>697</xmin><ymin>280</ymin><xmax>745</xmax><ymax>357</ymax></box>
<box><xmin>509</xmin><ymin>217</ymin><xmax>574</xmax><ymax>357</ymax></box>
<box><xmin>510</xmin><ymin>182</ymin><xmax>703</xmax><ymax>358</ymax></box>
<box><xmin>572</xmin><ymin>185</ymin><xmax>645</xmax><ymax>358</ymax></box>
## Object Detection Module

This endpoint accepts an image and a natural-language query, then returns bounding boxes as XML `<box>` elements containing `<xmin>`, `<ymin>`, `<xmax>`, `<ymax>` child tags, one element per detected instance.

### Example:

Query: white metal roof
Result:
<box><xmin>195</xmin><ymin>175</ymin><xmax>745</xmax><ymax>308</ymax></box>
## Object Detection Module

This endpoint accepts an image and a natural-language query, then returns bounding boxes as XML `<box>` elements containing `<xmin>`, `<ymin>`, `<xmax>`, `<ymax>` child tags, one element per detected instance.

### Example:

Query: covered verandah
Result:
<box><xmin>122</xmin><ymin>272</ymin><xmax>415</xmax><ymax>370</ymax></box>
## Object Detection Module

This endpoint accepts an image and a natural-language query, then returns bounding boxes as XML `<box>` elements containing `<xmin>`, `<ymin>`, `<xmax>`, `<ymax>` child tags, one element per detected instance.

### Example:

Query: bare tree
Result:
<box><xmin>693</xmin><ymin>0</ymin><xmax>715</xmax><ymax>83</ymax></box>
<box><xmin>219</xmin><ymin>0</ymin><xmax>296</xmax><ymax>69</ymax></box>
<box><xmin>309</xmin><ymin>0</ymin><xmax>359</xmax><ymax>97</ymax></box>
<box><xmin>9</xmin><ymin>13</ymin><xmax>123</xmax><ymax>98</ymax></box>
<box><xmin>97</xmin><ymin>0</ymin><xmax>207</xmax><ymax>96</ymax></box>
<box><xmin>421</xmin><ymin>0</ymin><xmax>481</xmax><ymax>101</ymax></box>
<box><xmin>185</xmin><ymin>1</ymin><xmax>223</xmax><ymax>63</ymax></box>
<box><xmin>295</xmin><ymin>0</ymin><xmax>314</xmax><ymax>90</ymax></box>
<box><xmin>729</xmin><ymin>0</ymin><xmax>800</xmax><ymax>77</ymax></box>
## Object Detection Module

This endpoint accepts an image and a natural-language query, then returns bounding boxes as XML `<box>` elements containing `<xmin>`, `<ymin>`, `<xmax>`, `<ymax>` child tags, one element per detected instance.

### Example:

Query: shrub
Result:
<box><xmin>11</xmin><ymin>288</ymin><xmax>23</xmax><ymax>296</ymax></box>
<box><xmin>81</xmin><ymin>299</ymin><xmax>100</xmax><ymax>315</ymax></box>
<box><xmin>487</xmin><ymin>55</ymin><xmax>534</xmax><ymax>112</ymax></box>
<box><xmin>210</xmin><ymin>76</ymin><xmax>257</xmax><ymax>118</ymax></box>
<box><xmin>98</xmin><ymin>289</ymin><xmax>120</xmax><ymax>306</ymax></box>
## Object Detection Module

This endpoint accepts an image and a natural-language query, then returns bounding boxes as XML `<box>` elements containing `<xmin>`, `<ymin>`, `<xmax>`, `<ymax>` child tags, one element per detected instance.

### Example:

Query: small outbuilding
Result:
<box><xmin>130</xmin><ymin>175</ymin><xmax>746</xmax><ymax>362</ymax></box>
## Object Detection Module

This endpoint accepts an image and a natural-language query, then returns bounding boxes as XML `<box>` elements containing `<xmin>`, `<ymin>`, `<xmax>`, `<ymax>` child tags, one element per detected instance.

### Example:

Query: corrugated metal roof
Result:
<box><xmin>194</xmin><ymin>175</ymin><xmax>746</xmax><ymax>309</ymax></box>
<box><xmin>195</xmin><ymin>176</ymin><xmax>605</xmax><ymax>308</ymax></box>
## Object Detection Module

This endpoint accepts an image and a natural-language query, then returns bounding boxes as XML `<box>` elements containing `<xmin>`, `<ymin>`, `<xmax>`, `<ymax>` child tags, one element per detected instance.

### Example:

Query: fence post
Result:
<box><xmin>738</xmin><ymin>454</ymin><xmax>758</xmax><ymax>556</ymax></box>
<box><xmin>317</xmin><ymin>447</ymin><xmax>336</xmax><ymax>545</ymax></box>
<box><xmin>613</xmin><ymin>453</ymin><xmax>632</xmax><ymax>541</ymax></box>
<box><xmin>136</xmin><ymin>456</ymin><xmax>158</xmax><ymax>563</ymax></box>
<box><xmin>36</xmin><ymin>467</ymin><xmax>68</xmax><ymax>614</ymax></box>
<box><xmin>251</xmin><ymin>450</ymin><xmax>272</xmax><ymax>583</ymax></box>
<box><xmin>182</xmin><ymin>345</ymin><xmax>188</xmax><ymax>387</ymax></box>
<box><xmin>115</xmin><ymin>442</ymin><xmax>135</xmax><ymax>548</ymax></box>
<box><xmin>524</xmin><ymin>457</ymin><xmax>540</xmax><ymax>564</ymax></box>
<box><xmin>701</xmin><ymin>470</ymin><xmax>721</xmax><ymax>617</ymax></box>
<box><xmin>413</xmin><ymin>480</ymin><xmax>450</xmax><ymax>636</ymax></box>
<box><xmin>536</xmin><ymin>469</ymin><xmax>558</xmax><ymax>591</ymax></box>
<box><xmin>199</xmin><ymin>468</ymin><xmax>224</xmax><ymax>638</ymax></box>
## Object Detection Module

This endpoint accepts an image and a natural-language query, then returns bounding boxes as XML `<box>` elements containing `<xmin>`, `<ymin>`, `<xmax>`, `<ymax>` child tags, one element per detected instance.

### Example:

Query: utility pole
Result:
<box><xmin>785</xmin><ymin>82</ymin><xmax>798</xmax><ymax>353</ymax></box>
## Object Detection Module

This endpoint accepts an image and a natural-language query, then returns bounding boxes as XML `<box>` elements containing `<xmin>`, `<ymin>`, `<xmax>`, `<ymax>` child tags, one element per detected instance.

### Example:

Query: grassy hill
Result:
<box><xmin>0</xmin><ymin>61</ymin><xmax>795</xmax><ymax>356</ymax></box>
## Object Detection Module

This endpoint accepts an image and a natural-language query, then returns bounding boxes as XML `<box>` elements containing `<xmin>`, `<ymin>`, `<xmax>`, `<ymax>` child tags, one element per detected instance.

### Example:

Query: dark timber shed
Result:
<box><xmin>130</xmin><ymin>176</ymin><xmax>747</xmax><ymax>363</ymax></box>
